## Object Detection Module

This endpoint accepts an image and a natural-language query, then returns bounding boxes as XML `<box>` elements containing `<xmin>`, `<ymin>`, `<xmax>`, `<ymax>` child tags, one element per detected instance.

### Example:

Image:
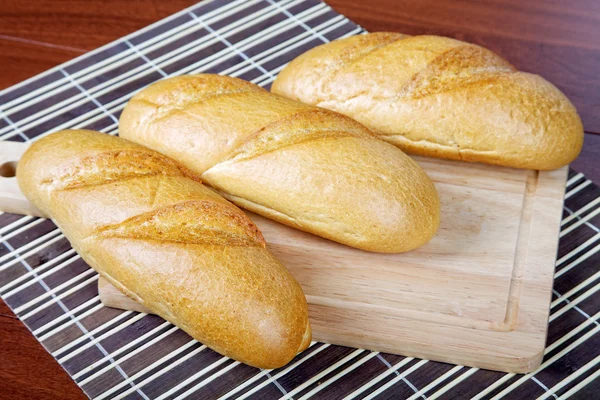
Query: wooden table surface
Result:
<box><xmin>0</xmin><ymin>0</ymin><xmax>598</xmax><ymax>398</ymax></box>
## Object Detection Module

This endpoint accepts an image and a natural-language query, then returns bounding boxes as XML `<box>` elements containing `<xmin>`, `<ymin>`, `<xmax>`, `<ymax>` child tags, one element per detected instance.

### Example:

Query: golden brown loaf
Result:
<box><xmin>119</xmin><ymin>74</ymin><xmax>440</xmax><ymax>253</ymax></box>
<box><xmin>17</xmin><ymin>129</ymin><xmax>311</xmax><ymax>369</ymax></box>
<box><xmin>272</xmin><ymin>33</ymin><xmax>584</xmax><ymax>170</ymax></box>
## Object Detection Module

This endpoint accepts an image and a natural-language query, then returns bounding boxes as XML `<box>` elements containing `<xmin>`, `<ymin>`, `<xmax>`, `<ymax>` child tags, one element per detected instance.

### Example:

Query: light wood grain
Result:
<box><xmin>0</xmin><ymin>142</ymin><xmax>567</xmax><ymax>373</ymax></box>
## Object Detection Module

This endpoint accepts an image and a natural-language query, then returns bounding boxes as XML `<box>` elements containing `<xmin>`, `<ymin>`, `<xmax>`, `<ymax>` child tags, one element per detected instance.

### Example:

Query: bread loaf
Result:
<box><xmin>271</xmin><ymin>33</ymin><xmax>584</xmax><ymax>170</ymax></box>
<box><xmin>119</xmin><ymin>74</ymin><xmax>440</xmax><ymax>253</ymax></box>
<box><xmin>17</xmin><ymin>129</ymin><xmax>311</xmax><ymax>369</ymax></box>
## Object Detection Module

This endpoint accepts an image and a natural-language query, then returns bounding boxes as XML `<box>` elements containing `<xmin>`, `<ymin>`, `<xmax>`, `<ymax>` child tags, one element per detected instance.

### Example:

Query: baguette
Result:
<box><xmin>119</xmin><ymin>74</ymin><xmax>440</xmax><ymax>253</ymax></box>
<box><xmin>17</xmin><ymin>129</ymin><xmax>311</xmax><ymax>369</ymax></box>
<box><xmin>271</xmin><ymin>33</ymin><xmax>584</xmax><ymax>170</ymax></box>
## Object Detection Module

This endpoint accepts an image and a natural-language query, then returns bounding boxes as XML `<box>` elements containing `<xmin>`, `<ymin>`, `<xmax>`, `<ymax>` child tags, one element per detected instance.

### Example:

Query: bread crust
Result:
<box><xmin>120</xmin><ymin>74</ymin><xmax>440</xmax><ymax>253</ymax></box>
<box><xmin>272</xmin><ymin>33</ymin><xmax>584</xmax><ymax>170</ymax></box>
<box><xmin>17</xmin><ymin>129</ymin><xmax>311</xmax><ymax>369</ymax></box>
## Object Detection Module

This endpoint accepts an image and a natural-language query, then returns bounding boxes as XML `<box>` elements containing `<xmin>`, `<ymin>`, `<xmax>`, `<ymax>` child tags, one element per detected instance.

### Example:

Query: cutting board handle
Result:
<box><xmin>0</xmin><ymin>142</ymin><xmax>44</xmax><ymax>217</ymax></box>
<box><xmin>0</xmin><ymin>141</ymin><xmax>146</xmax><ymax>313</ymax></box>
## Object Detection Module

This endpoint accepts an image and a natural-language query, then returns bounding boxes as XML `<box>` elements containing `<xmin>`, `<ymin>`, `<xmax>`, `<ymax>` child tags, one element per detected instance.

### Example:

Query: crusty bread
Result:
<box><xmin>271</xmin><ymin>33</ymin><xmax>584</xmax><ymax>170</ymax></box>
<box><xmin>17</xmin><ymin>129</ymin><xmax>311</xmax><ymax>369</ymax></box>
<box><xmin>119</xmin><ymin>74</ymin><xmax>440</xmax><ymax>253</ymax></box>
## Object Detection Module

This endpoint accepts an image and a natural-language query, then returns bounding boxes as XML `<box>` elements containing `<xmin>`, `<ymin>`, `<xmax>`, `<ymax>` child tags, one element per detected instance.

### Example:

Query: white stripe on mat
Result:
<box><xmin>33</xmin><ymin>295</ymin><xmax>100</xmax><ymax>336</ymax></box>
<box><xmin>298</xmin><ymin>352</ymin><xmax>381</xmax><ymax>399</ymax></box>
<box><xmin>0</xmin><ymin>228</ymin><xmax>62</xmax><ymax>266</ymax></box>
<box><xmin>555</xmin><ymin>233</ymin><xmax>600</xmax><ymax>267</ymax></box>
<box><xmin>560</xmin><ymin>207</ymin><xmax>600</xmax><ymax>238</ymax></box>
<box><xmin>60</xmin><ymin>69</ymin><xmax>119</xmax><ymax>125</ymax></box>
<box><xmin>37</xmin><ymin>301</ymin><xmax>103</xmax><ymax>340</ymax></box>
<box><xmin>552</xmin><ymin>270</ymin><xmax>600</xmax><ymax>309</ymax></box>
<box><xmin>558</xmin><ymin>367</ymin><xmax>600</xmax><ymax>399</ymax></box>
<box><xmin>0</xmin><ymin>215</ymin><xmax>34</xmax><ymax>235</ymax></box>
<box><xmin>171</xmin><ymin>360</ymin><xmax>241</xmax><ymax>400</ymax></box>
<box><xmin>0</xmin><ymin>109</ymin><xmax>29</xmax><ymax>141</ymax></box>
<box><xmin>378</xmin><ymin>355</ymin><xmax>422</xmax><ymax>395</ymax></box>
<box><xmin>406</xmin><ymin>366</ymin><xmax>464</xmax><ymax>400</ymax></box>
<box><xmin>219</xmin><ymin>343</ymin><xmax>327</xmax><ymax>400</ymax></box>
<box><xmin>555</xmin><ymin>243</ymin><xmax>600</xmax><ymax>279</ymax></box>
<box><xmin>564</xmin><ymin>180</ymin><xmax>592</xmax><ymax>200</ymax></box>
<box><xmin>0</xmin><ymin>218</ymin><xmax>45</xmax><ymax>242</ymax></box>
<box><xmin>427</xmin><ymin>368</ymin><xmax>479</xmax><ymax>400</ymax></box>
<box><xmin>0</xmin><ymin>215</ymin><xmax>36</xmax><ymax>235</ymax></box>
<box><xmin>566</xmin><ymin>172</ymin><xmax>584</xmax><ymax>188</ymax></box>
<box><xmin>554</xmin><ymin>286</ymin><xmax>599</xmax><ymax>335</ymax></box>
<box><xmin>99</xmin><ymin>121</ymin><xmax>118</xmax><ymax>133</ymax></box>
<box><xmin>210</xmin><ymin>10</ymin><xmax>342</xmax><ymax>80</ymax></box>
<box><xmin>536</xmin><ymin>353</ymin><xmax>600</xmax><ymax>400</ymax></box>
<box><xmin>471</xmin><ymin>373</ymin><xmax>514</xmax><ymax>399</ymax></box>
<box><xmin>2</xmin><ymin>254</ymin><xmax>81</xmax><ymax>298</ymax></box>
<box><xmin>562</xmin><ymin>196</ymin><xmax>600</xmax><ymax>226</ymax></box>
<box><xmin>531</xmin><ymin>377</ymin><xmax>554</xmax><ymax>398</ymax></box>
<box><xmin>124</xmin><ymin>40</ymin><xmax>169</xmax><ymax>77</ymax></box>
<box><xmin>57</xmin><ymin>312</ymin><xmax>146</xmax><ymax>361</ymax></box>
<box><xmin>14</xmin><ymin>268</ymin><xmax>96</xmax><ymax>314</ymax></box>
<box><xmin>224</xmin><ymin>15</ymin><xmax>347</xmax><ymax>79</ymax></box>
<box><xmin>547</xmin><ymin>310</ymin><xmax>600</xmax><ymax>355</ymax></box>
<box><xmin>550</xmin><ymin>281</ymin><xmax>600</xmax><ymax>322</ymax></box>
<box><xmin>93</xmin><ymin>340</ymin><xmax>202</xmax><ymax>400</ymax></box>
<box><xmin>18</xmin><ymin>275</ymin><xmax>98</xmax><ymax>319</ymax></box>
<box><xmin>0</xmin><ymin>249</ymin><xmax>77</xmax><ymax>294</ymax></box>
<box><xmin>154</xmin><ymin>356</ymin><xmax>233</xmax><ymax>400</ymax></box>
<box><xmin>266</xmin><ymin>0</ymin><xmax>329</xmax><ymax>43</ymax></box>
<box><xmin>193</xmin><ymin>3</ymin><xmax>335</xmax><ymax>77</ymax></box>
<box><xmin>56</xmin><ymin>311</ymin><xmax>144</xmax><ymax>362</ymax></box>
<box><xmin>66</xmin><ymin>102</ymin><xmax>125</xmax><ymax>136</ymax></box>
<box><xmin>358</xmin><ymin>360</ymin><xmax>430</xmax><ymax>400</ymax></box>
<box><xmin>30</xmin><ymin>100</ymin><xmax>127</xmax><ymax>142</ymax></box>
<box><xmin>342</xmin><ymin>357</ymin><xmax>416</xmax><ymax>400</ymax></box>
<box><xmin>75</xmin><ymin>322</ymin><xmax>175</xmax><ymax>383</ymax></box>
<box><xmin>218</xmin><ymin>14</ymin><xmax>344</xmax><ymax>79</ymax></box>
<box><xmin>189</xmin><ymin>11</ymin><xmax>275</xmax><ymax>80</ymax></box>
<box><xmin>275</xmin><ymin>349</ymin><xmax>366</xmax><ymax>400</ymax></box>
<box><xmin>0</xmin><ymin>233</ymin><xmax>65</xmax><ymax>275</ymax></box>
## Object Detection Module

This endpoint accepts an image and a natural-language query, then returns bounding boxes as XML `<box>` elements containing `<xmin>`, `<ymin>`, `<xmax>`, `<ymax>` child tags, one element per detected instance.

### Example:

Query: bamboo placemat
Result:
<box><xmin>0</xmin><ymin>0</ymin><xmax>599</xmax><ymax>398</ymax></box>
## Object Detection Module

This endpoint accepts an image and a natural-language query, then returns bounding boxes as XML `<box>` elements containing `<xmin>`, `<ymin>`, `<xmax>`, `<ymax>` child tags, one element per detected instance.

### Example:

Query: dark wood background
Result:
<box><xmin>0</xmin><ymin>1</ymin><xmax>598</xmax><ymax>398</ymax></box>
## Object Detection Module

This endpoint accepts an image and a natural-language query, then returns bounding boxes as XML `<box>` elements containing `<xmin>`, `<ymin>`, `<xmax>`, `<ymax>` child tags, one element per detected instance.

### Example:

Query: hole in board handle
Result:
<box><xmin>0</xmin><ymin>161</ymin><xmax>17</xmax><ymax>178</ymax></box>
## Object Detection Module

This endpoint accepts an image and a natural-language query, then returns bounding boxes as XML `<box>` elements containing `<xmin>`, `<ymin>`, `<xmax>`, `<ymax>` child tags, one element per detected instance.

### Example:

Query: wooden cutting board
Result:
<box><xmin>0</xmin><ymin>141</ymin><xmax>567</xmax><ymax>373</ymax></box>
